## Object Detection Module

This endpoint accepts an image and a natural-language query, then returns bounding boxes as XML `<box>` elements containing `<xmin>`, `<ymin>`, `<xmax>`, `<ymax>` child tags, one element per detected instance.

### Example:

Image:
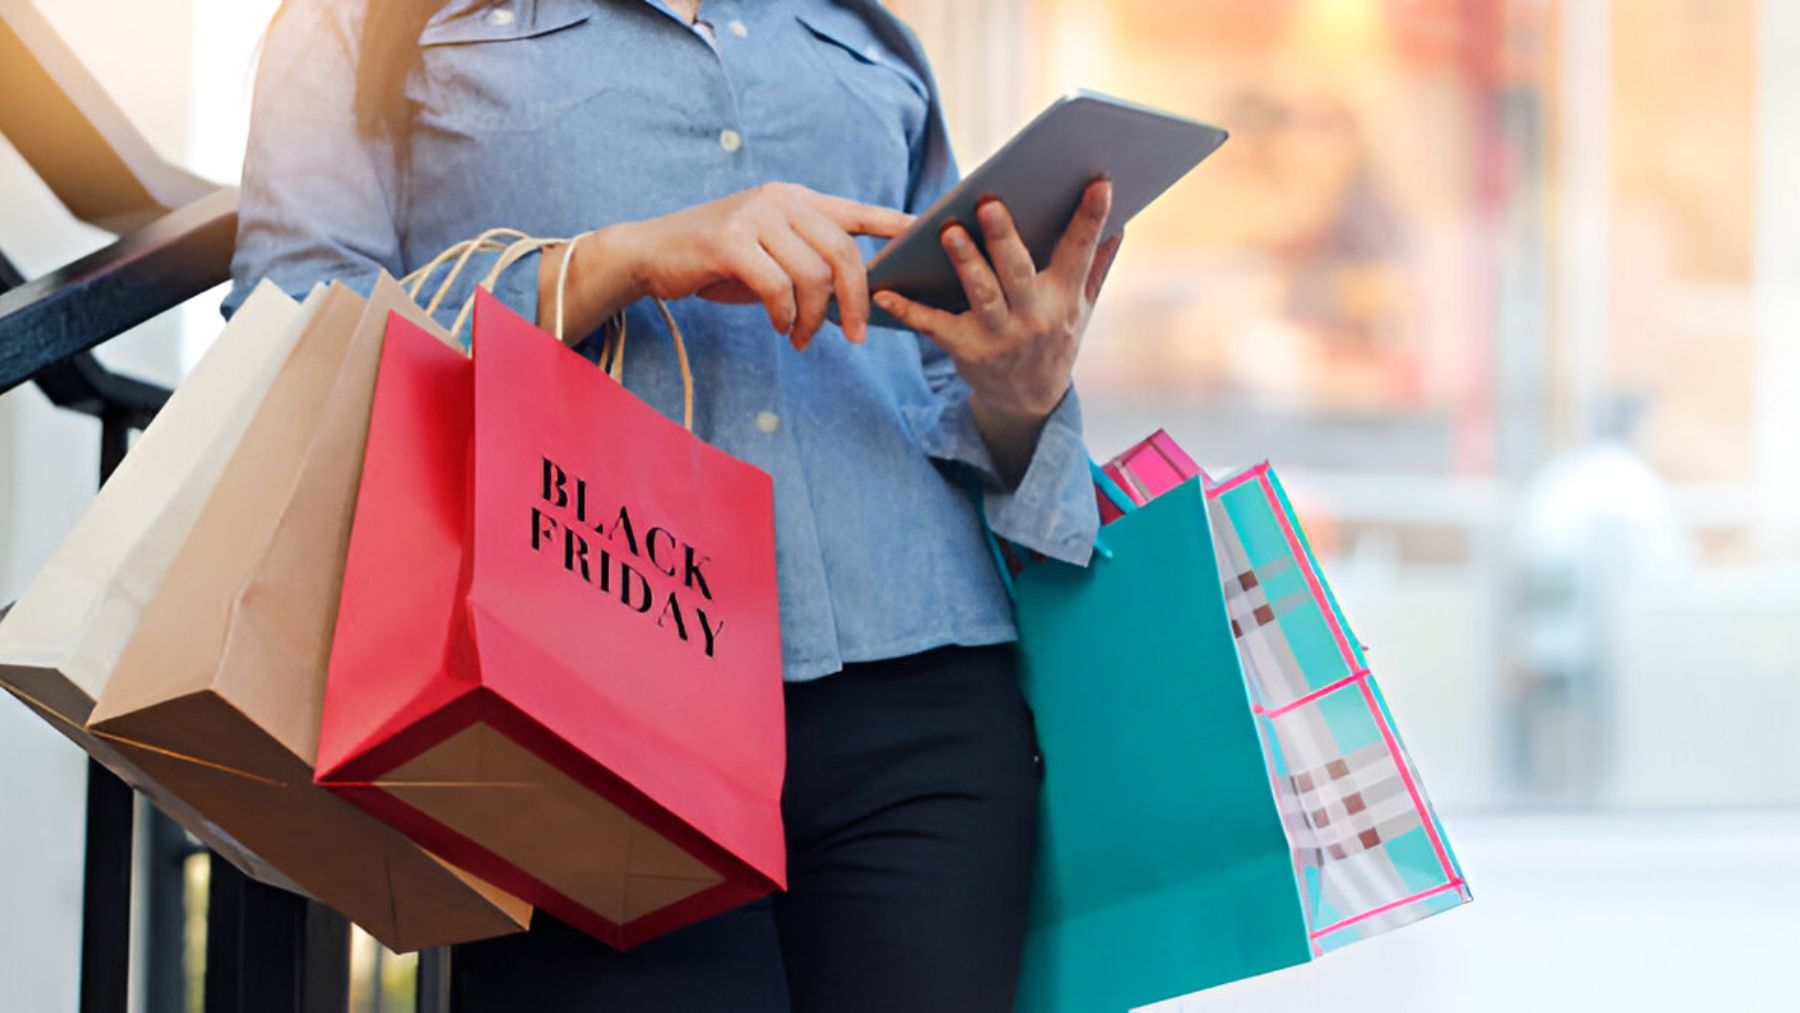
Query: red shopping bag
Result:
<box><xmin>317</xmin><ymin>290</ymin><xmax>784</xmax><ymax>948</ymax></box>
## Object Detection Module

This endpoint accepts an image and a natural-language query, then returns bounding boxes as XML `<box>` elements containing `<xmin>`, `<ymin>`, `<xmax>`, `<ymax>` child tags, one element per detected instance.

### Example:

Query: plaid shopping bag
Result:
<box><xmin>1204</xmin><ymin>462</ymin><xmax>1469</xmax><ymax>951</ymax></box>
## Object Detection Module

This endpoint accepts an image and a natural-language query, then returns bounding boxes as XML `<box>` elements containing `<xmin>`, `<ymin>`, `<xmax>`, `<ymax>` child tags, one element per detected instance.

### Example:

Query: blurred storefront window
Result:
<box><xmin>895</xmin><ymin>0</ymin><xmax>1800</xmax><ymax>810</ymax></box>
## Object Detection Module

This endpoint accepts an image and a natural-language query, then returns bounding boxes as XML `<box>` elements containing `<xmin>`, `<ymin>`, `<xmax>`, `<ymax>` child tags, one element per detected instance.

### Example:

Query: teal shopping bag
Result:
<box><xmin>1011</xmin><ymin>478</ymin><xmax>1313</xmax><ymax>1012</ymax></box>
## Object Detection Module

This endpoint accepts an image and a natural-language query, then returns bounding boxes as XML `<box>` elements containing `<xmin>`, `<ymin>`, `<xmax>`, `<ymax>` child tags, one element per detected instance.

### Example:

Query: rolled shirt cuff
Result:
<box><xmin>906</xmin><ymin>379</ymin><xmax>1099</xmax><ymax>567</ymax></box>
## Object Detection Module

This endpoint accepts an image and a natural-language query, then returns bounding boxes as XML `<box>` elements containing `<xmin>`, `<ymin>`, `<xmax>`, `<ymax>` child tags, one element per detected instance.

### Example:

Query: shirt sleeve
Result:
<box><xmin>222</xmin><ymin>0</ymin><xmax>540</xmax><ymax>333</ymax></box>
<box><xmin>888</xmin><ymin>20</ymin><xmax>1099</xmax><ymax>568</ymax></box>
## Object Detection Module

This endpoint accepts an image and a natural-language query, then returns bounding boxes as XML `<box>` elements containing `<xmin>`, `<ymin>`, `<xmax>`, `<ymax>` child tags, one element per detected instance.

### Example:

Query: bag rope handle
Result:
<box><xmin>409</xmin><ymin>229</ymin><xmax>696</xmax><ymax>434</ymax></box>
<box><xmin>555</xmin><ymin>232</ymin><xmax>695</xmax><ymax>432</ymax></box>
<box><xmin>446</xmin><ymin>235</ymin><xmax>563</xmax><ymax>344</ymax></box>
<box><xmin>405</xmin><ymin>226</ymin><xmax>532</xmax><ymax>307</ymax></box>
<box><xmin>401</xmin><ymin>238</ymin><xmax>493</xmax><ymax>296</ymax></box>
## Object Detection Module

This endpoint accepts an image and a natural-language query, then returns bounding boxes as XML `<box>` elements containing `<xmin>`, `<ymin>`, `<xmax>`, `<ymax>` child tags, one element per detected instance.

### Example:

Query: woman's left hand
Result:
<box><xmin>873</xmin><ymin>179</ymin><xmax>1122</xmax><ymax>485</ymax></box>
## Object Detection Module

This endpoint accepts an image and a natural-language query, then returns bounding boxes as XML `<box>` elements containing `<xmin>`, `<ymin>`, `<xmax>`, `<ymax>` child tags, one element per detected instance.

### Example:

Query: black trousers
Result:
<box><xmin>449</xmin><ymin>644</ymin><xmax>1042</xmax><ymax>1012</ymax></box>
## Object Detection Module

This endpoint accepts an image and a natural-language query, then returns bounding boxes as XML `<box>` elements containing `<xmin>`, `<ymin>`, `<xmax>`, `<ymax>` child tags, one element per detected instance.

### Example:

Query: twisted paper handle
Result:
<box><xmin>411</xmin><ymin>230</ymin><xmax>697</xmax><ymax>433</ymax></box>
<box><xmin>555</xmin><ymin>232</ymin><xmax>695</xmax><ymax>432</ymax></box>
<box><xmin>405</xmin><ymin>226</ymin><xmax>532</xmax><ymax>310</ymax></box>
<box><xmin>446</xmin><ymin>235</ymin><xmax>563</xmax><ymax>345</ymax></box>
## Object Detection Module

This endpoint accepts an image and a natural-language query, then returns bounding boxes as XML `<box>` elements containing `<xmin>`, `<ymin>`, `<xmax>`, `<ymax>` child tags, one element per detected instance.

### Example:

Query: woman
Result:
<box><xmin>230</xmin><ymin>1</ymin><xmax>1118</xmax><ymax>1008</ymax></box>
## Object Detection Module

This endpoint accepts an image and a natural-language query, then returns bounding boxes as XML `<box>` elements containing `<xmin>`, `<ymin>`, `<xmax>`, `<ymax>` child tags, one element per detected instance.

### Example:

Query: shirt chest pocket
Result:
<box><xmin>412</xmin><ymin>2</ymin><xmax>605</xmax><ymax>135</ymax></box>
<box><xmin>792</xmin><ymin>10</ymin><xmax>929</xmax><ymax>157</ymax></box>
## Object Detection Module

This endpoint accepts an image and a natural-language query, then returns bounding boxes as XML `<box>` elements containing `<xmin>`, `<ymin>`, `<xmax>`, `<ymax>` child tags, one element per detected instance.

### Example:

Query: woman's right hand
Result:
<box><xmin>545</xmin><ymin>183</ymin><xmax>914</xmax><ymax>350</ymax></box>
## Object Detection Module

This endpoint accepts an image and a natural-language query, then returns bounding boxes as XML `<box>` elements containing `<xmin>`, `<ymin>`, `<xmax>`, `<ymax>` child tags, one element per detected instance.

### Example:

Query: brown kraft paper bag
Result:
<box><xmin>88</xmin><ymin>277</ymin><xmax>531</xmax><ymax>952</ymax></box>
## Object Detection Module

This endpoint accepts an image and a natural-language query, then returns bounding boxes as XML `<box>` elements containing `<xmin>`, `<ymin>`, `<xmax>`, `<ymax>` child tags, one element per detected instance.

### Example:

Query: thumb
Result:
<box><xmin>1086</xmin><ymin>231</ymin><xmax>1124</xmax><ymax>303</ymax></box>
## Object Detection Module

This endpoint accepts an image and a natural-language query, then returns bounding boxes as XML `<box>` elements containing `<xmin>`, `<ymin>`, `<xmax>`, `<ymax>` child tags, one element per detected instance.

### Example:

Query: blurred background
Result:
<box><xmin>1</xmin><ymin>0</ymin><xmax>1796</xmax><ymax>1010</ymax></box>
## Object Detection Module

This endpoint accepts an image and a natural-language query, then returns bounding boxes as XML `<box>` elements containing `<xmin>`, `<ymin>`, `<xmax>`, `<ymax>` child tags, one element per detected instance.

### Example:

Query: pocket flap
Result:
<box><xmin>420</xmin><ymin>0</ymin><xmax>591</xmax><ymax>47</ymax></box>
<box><xmin>794</xmin><ymin>9</ymin><xmax>927</xmax><ymax>101</ymax></box>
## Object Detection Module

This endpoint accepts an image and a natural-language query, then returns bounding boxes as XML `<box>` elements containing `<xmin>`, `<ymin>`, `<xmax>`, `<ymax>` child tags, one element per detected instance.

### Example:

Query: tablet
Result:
<box><xmin>859</xmin><ymin>90</ymin><xmax>1228</xmax><ymax>330</ymax></box>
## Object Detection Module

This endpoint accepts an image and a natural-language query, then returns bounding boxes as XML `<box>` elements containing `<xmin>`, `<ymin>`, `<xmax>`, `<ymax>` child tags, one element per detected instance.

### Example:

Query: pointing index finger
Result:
<box><xmin>808</xmin><ymin>192</ymin><xmax>916</xmax><ymax>239</ymax></box>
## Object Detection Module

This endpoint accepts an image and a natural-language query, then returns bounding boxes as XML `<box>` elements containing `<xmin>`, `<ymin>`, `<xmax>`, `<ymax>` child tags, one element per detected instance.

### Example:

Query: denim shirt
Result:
<box><xmin>227</xmin><ymin>0</ymin><xmax>1100</xmax><ymax>681</ymax></box>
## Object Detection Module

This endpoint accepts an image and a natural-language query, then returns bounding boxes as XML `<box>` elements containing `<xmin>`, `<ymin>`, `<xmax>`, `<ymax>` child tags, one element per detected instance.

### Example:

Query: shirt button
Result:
<box><xmin>863</xmin><ymin>43</ymin><xmax>881</xmax><ymax>60</ymax></box>
<box><xmin>719</xmin><ymin>128</ymin><xmax>743</xmax><ymax>153</ymax></box>
<box><xmin>755</xmin><ymin>411</ymin><xmax>780</xmax><ymax>434</ymax></box>
<box><xmin>728</xmin><ymin>19</ymin><xmax>749</xmax><ymax>38</ymax></box>
<box><xmin>485</xmin><ymin>7</ymin><xmax>516</xmax><ymax>26</ymax></box>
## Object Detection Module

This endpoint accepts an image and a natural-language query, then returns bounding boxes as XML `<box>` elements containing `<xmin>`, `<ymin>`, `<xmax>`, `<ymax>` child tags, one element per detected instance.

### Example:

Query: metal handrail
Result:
<box><xmin>0</xmin><ymin>187</ymin><xmax>239</xmax><ymax>395</ymax></box>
